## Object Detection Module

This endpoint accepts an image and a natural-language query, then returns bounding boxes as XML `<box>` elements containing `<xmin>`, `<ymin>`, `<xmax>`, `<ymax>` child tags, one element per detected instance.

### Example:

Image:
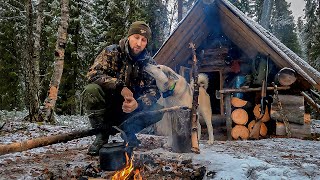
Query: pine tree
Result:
<box><xmin>304</xmin><ymin>0</ymin><xmax>320</xmax><ymax>71</ymax></box>
<box><xmin>57</xmin><ymin>0</ymin><xmax>103</xmax><ymax>114</ymax></box>
<box><xmin>231</xmin><ymin>0</ymin><xmax>254</xmax><ymax>17</ymax></box>
<box><xmin>0</xmin><ymin>0</ymin><xmax>28</xmax><ymax>110</ymax></box>
<box><xmin>270</xmin><ymin>0</ymin><xmax>301</xmax><ymax>55</ymax></box>
<box><xmin>252</xmin><ymin>0</ymin><xmax>264</xmax><ymax>22</ymax></box>
<box><xmin>143</xmin><ymin>0</ymin><xmax>168</xmax><ymax>55</ymax></box>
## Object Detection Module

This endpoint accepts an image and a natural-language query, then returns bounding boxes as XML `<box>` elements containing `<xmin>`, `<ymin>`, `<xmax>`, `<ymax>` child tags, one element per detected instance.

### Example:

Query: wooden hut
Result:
<box><xmin>153</xmin><ymin>0</ymin><xmax>320</xmax><ymax>140</ymax></box>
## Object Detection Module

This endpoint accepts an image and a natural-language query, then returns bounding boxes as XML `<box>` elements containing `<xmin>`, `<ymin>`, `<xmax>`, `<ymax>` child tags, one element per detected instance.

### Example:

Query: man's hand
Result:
<box><xmin>122</xmin><ymin>96</ymin><xmax>138</xmax><ymax>113</ymax></box>
<box><xmin>121</xmin><ymin>87</ymin><xmax>133</xmax><ymax>97</ymax></box>
<box><xmin>121</xmin><ymin>87</ymin><xmax>138</xmax><ymax>113</ymax></box>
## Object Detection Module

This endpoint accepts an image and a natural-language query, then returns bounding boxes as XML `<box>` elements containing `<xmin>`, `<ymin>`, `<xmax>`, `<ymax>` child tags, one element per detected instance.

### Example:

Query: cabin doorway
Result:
<box><xmin>205</xmin><ymin>71</ymin><xmax>221</xmax><ymax>115</ymax></box>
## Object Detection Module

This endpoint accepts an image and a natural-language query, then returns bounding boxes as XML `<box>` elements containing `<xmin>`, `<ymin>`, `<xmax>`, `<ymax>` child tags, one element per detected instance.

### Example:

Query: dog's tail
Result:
<box><xmin>197</xmin><ymin>73</ymin><xmax>209</xmax><ymax>90</ymax></box>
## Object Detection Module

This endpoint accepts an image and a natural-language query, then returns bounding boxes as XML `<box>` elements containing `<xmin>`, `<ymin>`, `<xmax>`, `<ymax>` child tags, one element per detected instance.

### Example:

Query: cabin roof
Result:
<box><xmin>153</xmin><ymin>0</ymin><xmax>320</xmax><ymax>91</ymax></box>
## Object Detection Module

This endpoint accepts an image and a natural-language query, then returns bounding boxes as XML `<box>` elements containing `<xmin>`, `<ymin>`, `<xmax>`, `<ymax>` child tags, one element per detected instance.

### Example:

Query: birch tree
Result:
<box><xmin>43</xmin><ymin>0</ymin><xmax>70</xmax><ymax>123</ymax></box>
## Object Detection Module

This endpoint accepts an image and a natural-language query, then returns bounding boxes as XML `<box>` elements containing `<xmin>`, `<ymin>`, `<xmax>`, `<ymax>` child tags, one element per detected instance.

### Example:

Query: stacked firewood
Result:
<box><xmin>230</xmin><ymin>97</ymin><xmax>270</xmax><ymax>140</ymax></box>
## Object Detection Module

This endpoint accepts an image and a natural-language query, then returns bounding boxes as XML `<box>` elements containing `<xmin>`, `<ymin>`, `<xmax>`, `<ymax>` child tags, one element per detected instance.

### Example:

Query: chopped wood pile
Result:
<box><xmin>230</xmin><ymin>97</ymin><xmax>270</xmax><ymax>140</ymax></box>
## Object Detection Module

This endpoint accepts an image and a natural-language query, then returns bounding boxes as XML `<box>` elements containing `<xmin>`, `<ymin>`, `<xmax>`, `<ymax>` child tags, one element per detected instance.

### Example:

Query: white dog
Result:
<box><xmin>145</xmin><ymin>64</ymin><xmax>214</xmax><ymax>145</ymax></box>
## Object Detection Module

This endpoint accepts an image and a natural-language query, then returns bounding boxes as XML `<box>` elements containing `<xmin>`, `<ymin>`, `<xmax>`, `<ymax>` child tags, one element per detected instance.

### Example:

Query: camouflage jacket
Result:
<box><xmin>87</xmin><ymin>39</ymin><xmax>160</xmax><ymax>109</ymax></box>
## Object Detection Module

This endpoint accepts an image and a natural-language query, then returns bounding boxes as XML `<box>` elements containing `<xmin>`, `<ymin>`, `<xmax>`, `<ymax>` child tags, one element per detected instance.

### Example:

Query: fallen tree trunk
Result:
<box><xmin>0</xmin><ymin>128</ymin><xmax>97</xmax><ymax>156</ymax></box>
<box><xmin>0</xmin><ymin>106</ymin><xmax>187</xmax><ymax>156</ymax></box>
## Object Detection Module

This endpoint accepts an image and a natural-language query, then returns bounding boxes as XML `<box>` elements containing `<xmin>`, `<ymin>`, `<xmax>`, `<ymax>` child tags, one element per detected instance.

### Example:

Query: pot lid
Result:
<box><xmin>102</xmin><ymin>142</ymin><xmax>126</xmax><ymax>148</ymax></box>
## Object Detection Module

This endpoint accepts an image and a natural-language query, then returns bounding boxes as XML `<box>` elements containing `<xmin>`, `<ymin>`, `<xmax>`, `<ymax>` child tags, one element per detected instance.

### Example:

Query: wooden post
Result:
<box><xmin>224</xmin><ymin>93</ymin><xmax>232</xmax><ymax>140</ymax></box>
<box><xmin>189</xmin><ymin>42</ymin><xmax>200</xmax><ymax>153</ymax></box>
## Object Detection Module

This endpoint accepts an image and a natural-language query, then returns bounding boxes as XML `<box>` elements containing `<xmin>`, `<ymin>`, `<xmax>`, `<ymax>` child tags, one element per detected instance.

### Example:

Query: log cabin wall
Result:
<box><xmin>153</xmin><ymin>0</ymin><xmax>320</xmax><ymax>140</ymax></box>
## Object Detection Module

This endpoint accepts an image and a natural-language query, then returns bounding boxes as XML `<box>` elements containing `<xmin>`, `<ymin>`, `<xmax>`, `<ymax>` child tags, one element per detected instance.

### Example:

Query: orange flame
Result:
<box><xmin>112</xmin><ymin>153</ymin><xmax>133</xmax><ymax>180</ymax></box>
<box><xmin>111</xmin><ymin>152</ymin><xmax>142</xmax><ymax>180</ymax></box>
<box><xmin>133</xmin><ymin>169</ymin><xmax>142</xmax><ymax>180</ymax></box>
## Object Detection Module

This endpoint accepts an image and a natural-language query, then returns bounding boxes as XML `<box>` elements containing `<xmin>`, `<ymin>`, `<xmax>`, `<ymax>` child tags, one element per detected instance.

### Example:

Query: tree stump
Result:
<box><xmin>260</xmin><ymin>122</ymin><xmax>268</xmax><ymax>137</ymax></box>
<box><xmin>231</xmin><ymin>125</ymin><xmax>249</xmax><ymax>140</ymax></box>
<box><xmin>171</xmin><ymin>111</ymin><xmax>192</xmax><ymax>153</ymax></box>
<box><xmin>231</xmin><ymin>108</ymin><xmax>248</xmax><ymax>125</ymax></box>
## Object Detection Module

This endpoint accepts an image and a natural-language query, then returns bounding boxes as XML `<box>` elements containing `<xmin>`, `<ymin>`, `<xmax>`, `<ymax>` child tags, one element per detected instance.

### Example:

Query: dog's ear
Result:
<box><xmin>162</xmin><ymin>66</ymin><xmax>179</xmax><ymax>81</ymax></box>
<box><xmin>167</xmin><ymin>70</ymin><xmax>179</xmax><ymax>81</ymax></box>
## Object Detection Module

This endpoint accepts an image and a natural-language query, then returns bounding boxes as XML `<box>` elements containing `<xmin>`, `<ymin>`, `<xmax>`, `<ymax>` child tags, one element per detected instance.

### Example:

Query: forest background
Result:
<box><xmin>0</xmin><ymin>0</ymin><xmax>319</xmax><ymax>119</ymax></box>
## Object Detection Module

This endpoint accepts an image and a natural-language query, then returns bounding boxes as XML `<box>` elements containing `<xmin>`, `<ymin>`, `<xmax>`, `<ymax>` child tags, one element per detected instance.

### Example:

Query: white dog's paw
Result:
<box><xmin>163</xmin><ymin>142</ymin><xmax>172</xmax><ymax>148</ymax></box>
<box><xmin>163</xmin><ymin>136</ymin><xmax>173</xmax><ymax>148</ymax></box>
<box><xmin>207</xmin><ymin>139</ymin><xmax>214</xmax><ymax>145</ymax></box>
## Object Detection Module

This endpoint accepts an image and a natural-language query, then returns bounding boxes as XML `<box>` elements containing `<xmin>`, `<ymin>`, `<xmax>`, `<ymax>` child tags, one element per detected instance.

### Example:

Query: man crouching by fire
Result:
<box><xmin>82</xmin><ymin>21</ymin><xmax>163</xmax><ymax>156</ymax></box>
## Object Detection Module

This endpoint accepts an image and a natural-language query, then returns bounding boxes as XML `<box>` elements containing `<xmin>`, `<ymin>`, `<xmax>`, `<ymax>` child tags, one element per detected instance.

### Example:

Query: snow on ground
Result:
<box><xmin>0</xmin><ymin>112</ymin><xmax>319</xmax><ymax>179</ymax></box>
<box><xmin>196</xmin><ymin>138</ymin><xmax>320</xmax><ymax>179</ymax></box>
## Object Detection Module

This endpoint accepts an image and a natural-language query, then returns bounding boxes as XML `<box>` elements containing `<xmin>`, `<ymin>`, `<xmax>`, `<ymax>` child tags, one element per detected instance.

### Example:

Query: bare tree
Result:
<box><xmin>23</xmin><ymin>0</ymin><xmax>46</xmax><ymax>122</ymax></box>
<box><xmin>33</xmin><ymin>0</ymin><xmax>44</xmax><ymax>95</ymax></box>
<box><xmin>42</xmin><ymin>0</ymin><xmax>70</xmax><ymax>123</ymax></box>
<box><xmin>24</xmin><ymin>0</ymin><xmax>41</xmax><ymax>122</ymax></box>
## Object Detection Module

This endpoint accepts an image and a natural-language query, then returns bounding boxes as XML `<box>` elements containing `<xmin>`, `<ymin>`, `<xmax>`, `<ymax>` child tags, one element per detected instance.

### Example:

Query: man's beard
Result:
<box><xmin>130</xmin><ymin>47</ymin><xmax>142</xmax><ymax>57</ymax></box>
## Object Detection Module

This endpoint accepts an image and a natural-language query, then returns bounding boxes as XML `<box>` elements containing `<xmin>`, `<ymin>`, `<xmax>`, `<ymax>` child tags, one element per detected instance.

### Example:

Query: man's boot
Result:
<box><xmin>87</xmin><ymin>109</ymin><xmax>109</xmax><ymax>156</ymax></box>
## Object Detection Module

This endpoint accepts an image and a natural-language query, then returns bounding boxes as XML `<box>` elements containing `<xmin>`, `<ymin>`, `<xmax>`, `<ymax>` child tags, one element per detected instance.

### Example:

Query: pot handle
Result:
<box><xmin>112</xmin><ymin>126</ymin><xmax>128</xmax><ymax>144</ymax></box>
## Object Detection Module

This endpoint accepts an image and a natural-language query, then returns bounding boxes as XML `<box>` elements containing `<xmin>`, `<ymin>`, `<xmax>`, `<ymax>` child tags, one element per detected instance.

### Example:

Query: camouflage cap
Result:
<box><xmin>127</xmin><ymin>21</ymin><xmax>151</xmax><ymax>40</ymax></box>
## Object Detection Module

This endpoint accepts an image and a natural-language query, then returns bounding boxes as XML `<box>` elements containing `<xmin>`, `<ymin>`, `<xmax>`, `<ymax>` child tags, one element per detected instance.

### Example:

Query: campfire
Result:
<box><xmin>112</xmin><ymin>152</ymin><xmax>142</xmax><ymax>180</ymax></box>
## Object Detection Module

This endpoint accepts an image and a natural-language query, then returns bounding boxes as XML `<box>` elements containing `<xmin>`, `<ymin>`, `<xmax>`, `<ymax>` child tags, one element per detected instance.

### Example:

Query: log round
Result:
<box><xmin>231</xmin><ymin>97</ymin><xmax>248</xmax><ymax>107</ymax></box>
<box><xmin>253</xmin><ymin>104</ymin><xmax>270</xmax><ymax>122</ymax></box>
<box><xmin>231</xmin><ymin>125</ymin><xmax>249</xmax><ymax>140</ymax></box>
<box><xmin>260</xmin><ymin>122</ymin><xmax>268</xmax><ymax>137</ymax></box>
<box><xmin>276</xmin><ymin>122</ymin><xmax>286</xmax><ymax>136</ymax></box>
<box><xmin>275</xmin><ymin>67</ymin><xmax>297</xmax><ymax>86</ymax></box>
<box><xmin>231</xmin><ymin>108</ymin><xmax>248</xmax><ymax>125</ymax></box>
<box><xmin>248</xmin><ymin>120</ymin><xmax>255</xmax><ymax>133</ymax></box>
<box><xmin>247</xmin><ymin>120</ymin><xmax>268</xmax><ymax>137</ymax></box>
